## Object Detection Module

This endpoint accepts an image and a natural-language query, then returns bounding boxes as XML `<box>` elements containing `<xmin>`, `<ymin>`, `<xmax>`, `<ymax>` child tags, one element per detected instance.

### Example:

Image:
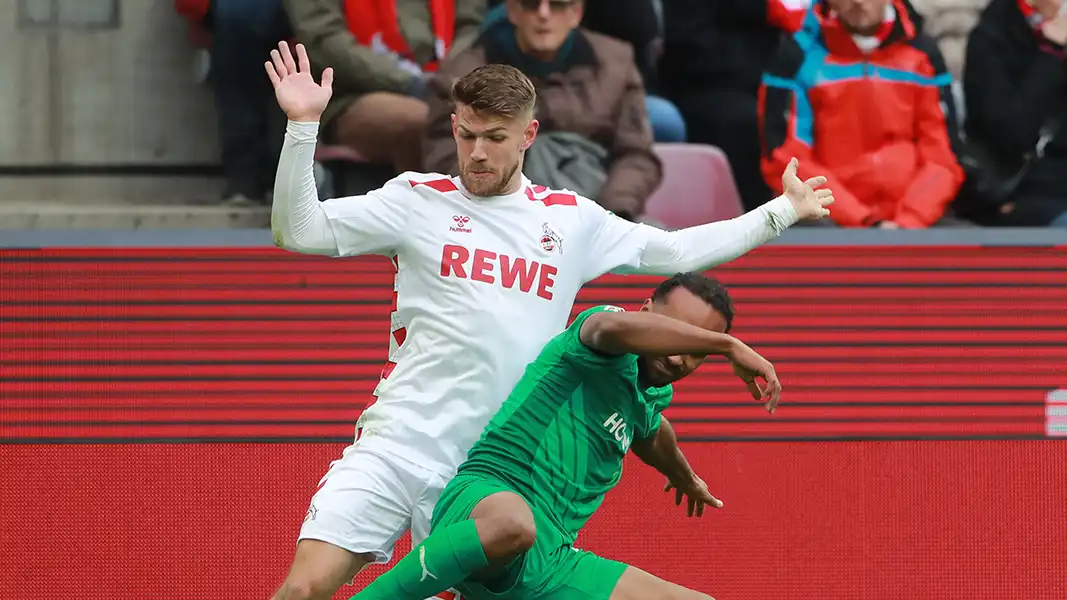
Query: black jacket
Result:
<box><xmin>964</xmin><ymin>0</ymin><xmax>1067</xmax><ymax>226</ymax></box>
<box><xmin>658</xmin><ymin>0</ymin><xmax>925</xmax><ymax>95</ymax></box>
<box><xmin>658</xmin><ymin>0</ymin><xmax>782</xmax><ymax>94</ymax></box>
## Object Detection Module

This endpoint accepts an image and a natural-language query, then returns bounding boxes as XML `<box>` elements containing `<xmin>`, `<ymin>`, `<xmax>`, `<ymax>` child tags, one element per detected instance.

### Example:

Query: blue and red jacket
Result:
<box><xmin>758</xmin><ymin>0</ymin><xmax>964</xmax><ymax>227</ymax></box>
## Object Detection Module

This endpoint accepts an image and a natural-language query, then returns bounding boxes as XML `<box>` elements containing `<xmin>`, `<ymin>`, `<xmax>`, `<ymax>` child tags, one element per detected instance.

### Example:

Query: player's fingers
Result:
<box><xmin>675</xmin><ymin>487</ymin><xmax>684</xmax><ymax>506</ymax></box>
<box><xmin>295</xmin><ymin>43</ymin><xmax>312</xmax><ymax>74</ymax></box>
<box><xmin>815</xmin><ymin>188</ymin><xmax>833</xmax><ymax>200</ymax></box>
<box><xmin>270</xmin><ymin>49</ymin><xmax>287</xmax><ymax>79</ymax></box>
<box><xmin>784</xmin><ymin>157</ymin><xmax>798</xmax><ymax>178</ymax></box>
<box><xmin>321</xmin><ymin>66</ymin><xmax>335</xmax><ymax>90</ymax></box>
<box><xmin>745</xmin><ymin>378</ymin><xmax>764</xmax><ymax>402</ymax></box>
<box><xmin>804</xmin><ymin>175</ymin><xmax>827</xmax><ymax>188</ymax></box>
<box><xmin>279</xmin><ymin>41</ymin><xmax>298</xmax><ymax>75</ymax></box>
<box><xmin>709</xmin><ymin>493</ymin><xmax>724</xmax><ymax>509</ymax></box>
<box><xmin>764</xmin><ymin>373</ymin><xmax>782</xmax><ymax>414</ymax></box>
<box><xmin>688</xmin><ymin>496</ymin><xmax>696</xmax><ymax>517</ymax></box>
<box><xmin>264</xmin><ymin>61</ymin><xmax>281</xmax><ymax>87</ymax></box>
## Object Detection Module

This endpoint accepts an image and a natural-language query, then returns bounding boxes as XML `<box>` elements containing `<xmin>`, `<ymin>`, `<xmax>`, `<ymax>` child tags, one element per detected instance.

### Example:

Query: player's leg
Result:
<box><xmin>332</xmin><ymin>92</ymin><xmax>427</xmax><ymax>172</ymax></box>
<box><xmin>608</xmin><ymin>565</ymin><xmax>716</xmax><ymax>600</ymax></box>
<box><xmin>350</xmin><ymin>476</ymin><xmax>536</xmax><ymax>600</ymax></box>
<box><xmin>273</xmin><ymin>445</ymin><xmax>416</xmax><ymax>600</ymax></box>
<box><xmin>272</xmin><ymin>540</ymin><xmax>373</xmax><ymax>600</ymax></box>
<box><xmin>533</xmin><ymin>549</ymin><xmax>714</xmax><ymax>600</ymax></box>
<box><xmin>411</xmin><ymin>473</ymin><xmax>468</xmax><ymax>600</ymax></box>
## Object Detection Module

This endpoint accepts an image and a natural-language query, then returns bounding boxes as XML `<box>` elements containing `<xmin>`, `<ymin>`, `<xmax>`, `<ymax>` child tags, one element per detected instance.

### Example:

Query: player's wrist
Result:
<box><xmin>668</xmin><ymin>469</ymin><xmax>700</xmax><ymax>491</ymax></box>
<box><xmin>285</xmin><ymin>119</ymin><xmax>321</xmax><ymax>142</ymax></box>
<box><xmin>721</xmin><ymin>336</ymin><xmax>745</xmax><ymax>359</ymax></box>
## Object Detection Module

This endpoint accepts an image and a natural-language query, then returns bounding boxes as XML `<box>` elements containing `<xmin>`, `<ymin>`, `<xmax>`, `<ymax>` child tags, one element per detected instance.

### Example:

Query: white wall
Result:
<box><xmin>0</xmin><ymin>0</ymin><xmax>220</xmax><ymax>167</ymax></box>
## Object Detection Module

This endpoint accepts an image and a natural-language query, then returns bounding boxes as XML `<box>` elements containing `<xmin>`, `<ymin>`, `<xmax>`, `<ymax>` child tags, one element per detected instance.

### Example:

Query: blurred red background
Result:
<box><xmin>2</xmin><ymin>246</ymin><xmax>1065</xmax><ymax>599</ymax></box>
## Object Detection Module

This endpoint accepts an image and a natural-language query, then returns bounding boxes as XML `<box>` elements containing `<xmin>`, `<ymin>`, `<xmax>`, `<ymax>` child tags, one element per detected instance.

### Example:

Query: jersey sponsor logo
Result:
<box><xmin>603</xmin><ymin>411</ymin><xmax>632</xmax><ymax>452</ymax></box>
<box><xmin>539</xmin><ymin>222</ymin><xmax>563</xmax><ymax>255</ymax></box>
<box><xmin>601</xmin><ymin>305</ymin><xmax>625</xmax><ymax>312</ymax></box>
<box><xmin>439</xmin><ymin>244</ymin><xmax>558</xmax><ymax>300</ymax></box>
<box><xmin>450</xmin><ymin>215</ymin><xmax>472</xmax><ymax>233</ymax></box>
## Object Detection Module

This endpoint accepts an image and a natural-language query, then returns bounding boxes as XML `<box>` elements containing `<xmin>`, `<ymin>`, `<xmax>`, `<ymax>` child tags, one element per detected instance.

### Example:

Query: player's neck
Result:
<box><xmin>492</xmin><ymin>170</ymin><xmax>522</xmax><ymax>196</ymax></box>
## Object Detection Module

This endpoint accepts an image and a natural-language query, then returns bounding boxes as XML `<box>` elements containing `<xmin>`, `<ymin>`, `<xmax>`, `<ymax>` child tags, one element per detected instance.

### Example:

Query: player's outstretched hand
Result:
<box><xmin>782</xmin><ymin>157</ymin><xmax>834</xmax><ymax>221</ymax></box>
<box><xmin>664</xmin><ymin>476</ymin><xmax>723</xmax><ymax>517</ymax></box>
<box><xmin>265</xmin><ymin>41</ymin><xmax>333</xmax><ymax>123</ymax></box>
<box><xmin>726</xmin><ymin>342</ymin><xmax>782</xmax><ymax>414</ymax></box>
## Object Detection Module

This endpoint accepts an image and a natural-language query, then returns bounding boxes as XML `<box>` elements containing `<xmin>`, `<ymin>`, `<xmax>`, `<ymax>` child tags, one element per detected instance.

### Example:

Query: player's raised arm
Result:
<box><xmin>579</xmin><ymin>309</ymin><xmax>781</xmax><ymax>409</ymax></box>
<box><xmin>636</xmin><ymin>158</ymin><xmax>833</xmax><ymax>274</ymax></box>
<box><xmin>581</xmin><ymin>309</ymin><xmax>745</xmax><ymax>360</ymax></box>
<box><xmin>580</xmin><ymin>159</ymin><xmax>834</xmax><ymax>278</ymax></box>
<box><xmin>265</xmin><ymin>41</ymin><xmax>340</xmax><ymax>256</ymax></box>
<box><xmin>267</xmin><ymin>42</ymin><xmax>411</xmax><ymax>258</ymax></box>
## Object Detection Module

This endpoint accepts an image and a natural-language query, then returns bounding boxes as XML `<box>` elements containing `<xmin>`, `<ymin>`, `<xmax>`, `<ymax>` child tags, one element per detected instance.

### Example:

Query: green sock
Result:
<box><xmin>351</xmin><ymin>520</ymin><xmax>489</xmax><ymax>600</ymax></box>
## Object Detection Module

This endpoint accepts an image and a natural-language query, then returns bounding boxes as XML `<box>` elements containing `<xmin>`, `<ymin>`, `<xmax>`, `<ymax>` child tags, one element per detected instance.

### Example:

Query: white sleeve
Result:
<box><xmin>580</xmin><ymin>195</ymin><xmax>800</xmax><ymax>279</ymax></box>
<box><xmin>271</xmin><ymin>120</ymin><xmax>411</xmax><ymax>258</ymax></box>
<box><xmin>270</xmin><ymin>120</ymin><xmax>339</xmax><ymax>256</ymax></box>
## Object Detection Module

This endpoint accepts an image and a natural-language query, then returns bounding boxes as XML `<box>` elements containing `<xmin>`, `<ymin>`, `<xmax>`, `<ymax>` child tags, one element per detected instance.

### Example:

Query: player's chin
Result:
<box><xmin>461</xmin><ymin>173</ymin><xmax>500</xmax><ymax>196</ymax></box>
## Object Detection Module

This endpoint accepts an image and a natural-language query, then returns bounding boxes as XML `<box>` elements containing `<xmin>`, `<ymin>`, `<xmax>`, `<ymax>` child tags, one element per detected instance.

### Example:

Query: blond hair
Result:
<box><xmin>451</xmin><ymin>64</ymin><xmax>536</xmax><ymax>118</ymax></box>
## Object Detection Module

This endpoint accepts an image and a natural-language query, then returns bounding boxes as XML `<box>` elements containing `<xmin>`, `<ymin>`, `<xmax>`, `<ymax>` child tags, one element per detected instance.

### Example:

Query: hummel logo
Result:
<box><xmin>450</xmin><ymin>215</ymin><xmax>472</xmax><ymax>233</ymax></box>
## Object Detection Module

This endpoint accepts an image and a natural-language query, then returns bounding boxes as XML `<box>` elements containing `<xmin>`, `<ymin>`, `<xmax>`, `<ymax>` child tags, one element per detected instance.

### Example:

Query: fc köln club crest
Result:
<box><xmin>540</xmin><ymin>222</ymin><xmax>563</xmax><ymax>254</ymax></box>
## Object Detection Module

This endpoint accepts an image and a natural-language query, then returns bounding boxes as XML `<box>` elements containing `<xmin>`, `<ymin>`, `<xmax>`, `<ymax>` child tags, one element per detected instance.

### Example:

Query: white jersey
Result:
<box><xmin>321</xmin><ymin>172</ymin><xmax>653</xmax><ymax>472</ymax></box>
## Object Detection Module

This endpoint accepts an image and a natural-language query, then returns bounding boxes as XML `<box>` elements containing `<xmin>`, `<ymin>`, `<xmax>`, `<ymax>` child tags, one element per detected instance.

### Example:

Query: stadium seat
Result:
<box><xmin>314</xmin><ymin>144</ymin><xmax>366</xmax><ymax>163</ymax></box>
<box><xmin>644</xmin><ymin>143</ymin><xmax>745</xmax><ymax>229</ymax></box>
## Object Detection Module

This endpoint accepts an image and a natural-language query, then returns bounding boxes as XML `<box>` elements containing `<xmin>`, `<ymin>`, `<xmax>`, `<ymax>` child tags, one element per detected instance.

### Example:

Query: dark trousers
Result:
<box><xmin>209</xmin><ymin>0</ymin><xmax>291</xmax><ymax>199</ymax></box>
<box><xmin>669</xmin><ymin>86</ymin><xmax>772</xmax><ymax>212</ymax></box>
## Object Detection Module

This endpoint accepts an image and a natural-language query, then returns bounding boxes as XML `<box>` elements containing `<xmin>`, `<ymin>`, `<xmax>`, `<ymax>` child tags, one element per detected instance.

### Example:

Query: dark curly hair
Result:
<box><xmin>650</xmin><ymin>272</ymin><xmax>734</xmax><ymax>332</ymax></box>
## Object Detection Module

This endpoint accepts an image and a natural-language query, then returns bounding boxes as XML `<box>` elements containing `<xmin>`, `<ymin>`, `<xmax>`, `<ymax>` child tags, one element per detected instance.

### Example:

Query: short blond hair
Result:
<box><xmin>451</xmin><ymin>64</ymin><xmax>536</xmax><ymax>119</ymax></box>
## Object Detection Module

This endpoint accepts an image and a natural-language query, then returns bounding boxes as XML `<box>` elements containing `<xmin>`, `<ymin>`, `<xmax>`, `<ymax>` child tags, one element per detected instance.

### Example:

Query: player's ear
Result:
<box><xmin>521</xmin><ymin>118</ymin><xmax>539</xmax><ymax>151</ymax></box>
<box><xmin>639</xmin><ymin>299</ymin><xmax>654</xmax><ymax>312</ymax></box>
<box><xmin>451</xmin><ymin>113</ymin><xmax>458</xmax><ymax>137</ymax></box>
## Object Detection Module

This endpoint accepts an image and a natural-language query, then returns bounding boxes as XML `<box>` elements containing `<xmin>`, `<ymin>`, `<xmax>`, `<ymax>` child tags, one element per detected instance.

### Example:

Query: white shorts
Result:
<box><xmin>298</xmin><ymin>436</ymin><xmax>452</xmax><ymax>564</ymax></box>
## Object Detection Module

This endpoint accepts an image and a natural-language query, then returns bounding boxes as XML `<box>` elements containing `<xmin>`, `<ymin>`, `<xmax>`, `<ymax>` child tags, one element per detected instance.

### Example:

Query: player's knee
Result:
<box><xmin>272</xmin><ymin>577</ymin><xmax>330</xmax><ymax>600</ymax></box>
<box><xmin>487</xmin><ymin>512</ymin><xmax>537</xmax><ymax>555</ymax></box>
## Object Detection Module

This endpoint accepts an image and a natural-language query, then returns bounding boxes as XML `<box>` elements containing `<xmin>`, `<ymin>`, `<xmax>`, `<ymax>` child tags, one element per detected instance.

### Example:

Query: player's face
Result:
<box><xmin>452</xmin><ymin>104</ymin><xmax>539</xmax><ymax>197</ymax></box>
<box><xmin>637</xmin><ymin>288</ymin><xmax>729</xmax><ymax>388</ymax></box>
<box><xmin>827</xmin><ymin>0</ymin><xmax>890</xmax><ymax>35</ymax></box>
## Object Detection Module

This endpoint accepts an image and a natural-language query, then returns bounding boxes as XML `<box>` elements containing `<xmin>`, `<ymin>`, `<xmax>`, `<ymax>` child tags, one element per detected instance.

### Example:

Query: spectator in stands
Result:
<box><xmin>960</xmin><ymin>0</ymin><xmax>1067</xmax><ymax>227</ymax></box>
<box><xmin>910</xmin><ymin>0</ymin><xmax>986</xmax><ymax>79</ymax></box>
<box><xmin>658</xmin><ymin>0</ymin><xmax>806</xmax><ymax>211</ymax></box>
<box><xmin>423</xmin><ymin>0</ymin><xmax>662</xmax><ymax>221</ymax></box>
<box><xmin>176</xmin><ymin>0</ymin><xmax>291</xmax><ymax>205</ymax></box>
<box><xmin>283</xmin><ymin>0</ymin><xmax>485</xmax><ymax>173</ymax></box>
<box><xmin>485</xmin><ymin>0</ymin><xmax>687</xmax><ymax>142</ymax></box>
<box><xmin>759</xmin><ymin>0</ymin><xmax>965</xmax><ymax>228</ymax></box>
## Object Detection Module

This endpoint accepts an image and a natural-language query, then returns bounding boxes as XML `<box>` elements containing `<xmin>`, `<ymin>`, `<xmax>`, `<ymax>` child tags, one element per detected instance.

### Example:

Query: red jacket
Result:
<box><xmin>758</xmin><ymin>0</ymin><xmax>964</xmax><ymax>227</ymax></box>
<box><xmin>174</xmin><ymin>0</ymin><xmax>209</xmax><ymax>22</ymax></box>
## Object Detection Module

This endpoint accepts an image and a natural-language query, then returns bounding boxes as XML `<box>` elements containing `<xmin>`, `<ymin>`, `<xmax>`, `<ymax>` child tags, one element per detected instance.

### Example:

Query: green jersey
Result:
<box><xmin>457</xmin><ymin>305</ymin><xmax>673</xmax><ymax>543</ymax></box>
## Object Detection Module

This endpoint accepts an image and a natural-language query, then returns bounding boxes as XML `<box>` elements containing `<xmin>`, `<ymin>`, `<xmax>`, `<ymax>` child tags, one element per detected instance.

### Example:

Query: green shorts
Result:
<box><xmin>432</xmin><ymin>474</ymin><xmax>628</xmax><ymax>600</ymax></box>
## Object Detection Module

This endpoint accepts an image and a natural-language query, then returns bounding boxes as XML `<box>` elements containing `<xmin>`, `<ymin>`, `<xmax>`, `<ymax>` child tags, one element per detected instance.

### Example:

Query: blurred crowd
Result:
<box><xmin>173</xmin><ymin>0</ymin><xmax>1067</xmax><ymax>228</ymax></box>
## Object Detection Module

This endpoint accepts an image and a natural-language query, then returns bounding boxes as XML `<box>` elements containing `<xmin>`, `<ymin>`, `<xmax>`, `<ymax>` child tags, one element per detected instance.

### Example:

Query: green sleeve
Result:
<box><xmin>560</xmin><ymin>305</ymin><xmax>634</xmax><ymax>370</ymax></box>
<box><xmin>635</xmin><ymin>387</ymin><xmax>673</xmax><ymax>440</ymax></box>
